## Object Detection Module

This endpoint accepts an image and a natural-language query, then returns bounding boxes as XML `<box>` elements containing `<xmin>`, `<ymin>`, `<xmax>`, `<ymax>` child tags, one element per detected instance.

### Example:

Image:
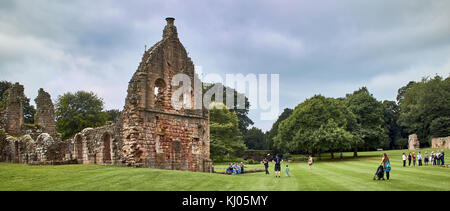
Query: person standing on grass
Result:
<box><xmin>240</xmin><ymin>162</ymin><xmax>245</xmax><ymax>174</ymax></box>
<box><xmin>412</xmin><ymin>152</ymin><xmax>416</xmax><ymax>167</ymax></box>
<box><xmin>402</xmin><ymin>152</ymin><xmax>407</xmax><ymax>167</ymax></box>
<box><xmin>380</xmin><ymin>153</ymin><xmax>391</xmax><ymax>181</ymax></box>
<box><xmin>436</xmin><ymin>151</ymin><xmax>441</xmax><ymax>166</ymax></box>
<box><xmin>424</xmin><ymin>151</ymin><xmax>429</xmax><ymax>166</ymax></box>
<box><xmin>285</xmin><ymin>164</ymin><xmax>290</xmax><ymax>177</ymax></box>
<box><xmin>263</xmin><ymin>157</ymin><xmax>269</xmax><ymax>174</ymax></box>
<box><xmin>308</xmin><ymin>155</ymin><xmax>314</xmax><ymax>170</ymax></box>
<box><xmin>418</xmin><ymin>152</ymin><xmax>422</xmax><ymax>166</ymax></box>
<box><xmin>273</xmin><ymin>155</ymin><xmax>283</xmax><ymax>178</ymax></box>
<box><xmin>431</xmin><ymin>151</ymin><xmax>436</xmax><ymax>166</ymax></box>
<box><xmin>441</xmin><ymin>150</ymin><xmax>445</xmax><ymax>165</ymax></box>
<box><xmin>408</xmin><ymin>152</ymin><xmax>412</xmax><ymax>167</ymax></box>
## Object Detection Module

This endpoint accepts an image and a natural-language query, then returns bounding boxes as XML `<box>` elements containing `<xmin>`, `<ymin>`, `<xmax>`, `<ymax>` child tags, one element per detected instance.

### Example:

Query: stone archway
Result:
<box><xmin>75</xmin><ymin>135</ymin><xmax>83</xmax><ymax>163</ymax></box>
<box><xmin>103</xmin><ymin>133</ymin><xmax>112</xmax><ymax>164</ymax></box>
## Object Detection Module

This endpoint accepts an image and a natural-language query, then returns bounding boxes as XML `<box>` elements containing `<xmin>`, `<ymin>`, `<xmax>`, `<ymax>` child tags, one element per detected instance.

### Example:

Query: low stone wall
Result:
<box><xmin>432</xmin><ymin>136</ymin><xmax>450</xmax><ymax>149</ymax></box>
<box><xmin>72</xmin><ymin>124</ymin><xmax>122</xmax><ymax>165</ymax></box>
<box><xmin>0</xmin><ymin>132</ymin><xmax>71</xmax><ymax>164</ymax></box>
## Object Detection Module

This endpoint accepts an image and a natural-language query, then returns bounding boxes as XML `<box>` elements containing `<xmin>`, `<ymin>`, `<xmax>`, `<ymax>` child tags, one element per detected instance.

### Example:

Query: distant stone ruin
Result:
<box><xmin>35</xmin><ymin>88</ymin><xmax>57</xmax><ymax>136</ymax></box>
<box><xmin>432</xmin><ymin>136</ymin><xmax>450</xmax><ymax>149</ymax></box>
<box><xmin>0</xmin><ymin>18</ymin><xmax>212</xmax><ymax>172</ymax></box>
<box><xmin>3</xmin><ymin>83</ymin><xmax>25</xmax><ymax>136</ymax></box>
<box><xmin>408</xmin><ymin>134</ymin><xmax>420</xmax><ymax>150</ymax></box>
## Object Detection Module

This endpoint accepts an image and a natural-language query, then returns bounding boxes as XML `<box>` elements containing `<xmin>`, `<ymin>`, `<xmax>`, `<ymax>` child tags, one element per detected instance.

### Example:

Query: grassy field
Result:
<box><xmin>0</xmin><ymin>148</ymin><xmax>449</xmax><ymax>191</ymax></box>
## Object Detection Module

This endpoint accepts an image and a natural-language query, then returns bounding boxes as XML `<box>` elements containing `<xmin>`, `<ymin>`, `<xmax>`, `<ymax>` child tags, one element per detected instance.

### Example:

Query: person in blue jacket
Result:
<box><xmin>380</xmin><ymin>153</ymin><xmax>391</xmax><ymax>181</ymax></box>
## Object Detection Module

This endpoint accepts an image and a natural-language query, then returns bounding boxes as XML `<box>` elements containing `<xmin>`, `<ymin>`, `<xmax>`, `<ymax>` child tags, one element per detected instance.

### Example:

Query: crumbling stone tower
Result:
<box><xmin>121</xmin><ymin>17</ymin><xmax>212</xmax><ymax>172</ymax></box>
<box><xmin>34</xmin><ymin>88</ymin><xmax>57</xmax><ymax>136</ymax></box>
<box><xmin>4</xmin><ymin>83</ymin><xmax>25</xmax><ymax>135</ymax></box>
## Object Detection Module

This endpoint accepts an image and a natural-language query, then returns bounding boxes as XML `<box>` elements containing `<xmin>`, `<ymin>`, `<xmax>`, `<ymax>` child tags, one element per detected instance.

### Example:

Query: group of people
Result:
<box><xmin>262</xmin><ymin>155</ymin><xmax>315</xmax><ymax>178</ymax></box>
<box><xmin>401</xmin><ymin>150</ymin><xmax>445</xmax><ymax>167</ymax></box>
<box><xmin>225</xmin><ymin>162</ymin><xmax>245</xmax><ymax>175</ymax></box>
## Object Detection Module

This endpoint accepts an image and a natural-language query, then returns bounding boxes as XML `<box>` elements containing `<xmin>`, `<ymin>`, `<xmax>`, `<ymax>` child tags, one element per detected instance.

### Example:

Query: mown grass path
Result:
<box><xmin>0</xmin><ymin>149</ymin><xmax>448</xmax><ymax>191</ymax></box>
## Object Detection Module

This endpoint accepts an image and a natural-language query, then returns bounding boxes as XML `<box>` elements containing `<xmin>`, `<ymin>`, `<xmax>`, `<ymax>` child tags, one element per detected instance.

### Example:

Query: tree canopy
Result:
<box><xmin>274</xmin><ymin>95</ymin><xmax>358</xmax><ymax>157</ymax></box>
<box><xmin>345</xmin><ymin>87</ymin><xmax>389</xmax><ymax>150</ymax></box>
<box><xmin>398</xmin><ymin>76</ymin><xmax>450</xmax><ymax>144</ymax></box>
<box><xmin>243</xmin><ymin>127</ymin><xmax>266</xmax><ymax>150</ymax></box>
<box><xmin>55</xmin><ymin>91</ymin><xmax>107</xmax><ymax>140</ymax></box>
<box><xmin>209</xmin><ymin>102</ymin><xmax>247</xmax><ymax>160</ymax></box>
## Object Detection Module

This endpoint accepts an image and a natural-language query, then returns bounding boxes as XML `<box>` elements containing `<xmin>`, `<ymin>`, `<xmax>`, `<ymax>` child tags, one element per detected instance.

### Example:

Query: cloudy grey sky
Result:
<box><xmin>1</xmin><ymin>0</ymin><xmax>450</xmax><ymax>131</ymax></box>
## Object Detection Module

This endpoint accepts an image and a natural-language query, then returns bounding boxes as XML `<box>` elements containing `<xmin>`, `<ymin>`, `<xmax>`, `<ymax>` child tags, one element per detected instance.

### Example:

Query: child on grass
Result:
<box><xmin>308</xmin><ymin>155</ymin><xmax>313</xmax><ymax>170</ymax></box>
<box><xmin>285</xmin><ymin>164</ymin><xmax>290</xmax><ymax>177</ymax></box>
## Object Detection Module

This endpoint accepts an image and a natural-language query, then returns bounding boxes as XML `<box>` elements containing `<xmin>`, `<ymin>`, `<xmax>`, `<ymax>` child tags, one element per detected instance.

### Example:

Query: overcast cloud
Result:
<box><xmin>1</xmin><ymin>0</ymin><xmax>450</xmax><ymax>131</ymax></box>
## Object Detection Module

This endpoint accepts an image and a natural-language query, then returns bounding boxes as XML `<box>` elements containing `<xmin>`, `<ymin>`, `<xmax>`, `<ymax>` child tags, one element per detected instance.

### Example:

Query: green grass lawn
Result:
<box><xmin>0</xmin><ymin>148</ymin><xmax>449</xmax><ymax>191</ymax></box>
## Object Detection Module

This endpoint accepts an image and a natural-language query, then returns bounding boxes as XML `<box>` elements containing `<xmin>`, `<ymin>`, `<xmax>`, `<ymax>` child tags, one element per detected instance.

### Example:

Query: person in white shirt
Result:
<box><xmin>402</xmin><ymin>152</ymin><xmax>407</xmax><ymax>167</ymax></box>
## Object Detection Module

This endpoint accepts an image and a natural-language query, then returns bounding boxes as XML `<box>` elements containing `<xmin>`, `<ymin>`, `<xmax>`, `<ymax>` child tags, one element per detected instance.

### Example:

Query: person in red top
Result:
<box><xmin>412</xmin><ymin>152</ymin><xmax>416</xmax><ymax>167</ymax></box>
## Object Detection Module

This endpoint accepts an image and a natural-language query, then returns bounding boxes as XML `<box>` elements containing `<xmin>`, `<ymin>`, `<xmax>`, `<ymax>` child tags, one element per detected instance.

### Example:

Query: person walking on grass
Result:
<box><xmin>285</xmin><ymin>164</ymin><xmax>290</xmax><ymax>177</ymax></box>
<box><xmin>402</xmin><ymin>152</ymin><xmax>407</xmax><ymax>167</ymax></box>
<box><xmin>408</xmin><ymin>152</ymin><xmax>412</xmax><ymax>167</ymax></box>
<box><xmin>308</xmin><ymin>155</ymin><xmax>314</xmax><ymax>170</ymax></box>
<box><xmin>418</xmin><ymin>152</ymin><xmax>422</xmax><ymax>166</ymax></box>
<box><xmin>412</xmin><ymin>152</ymin><xmax>416</xmax><ymax>167</ymax></box>
<box><xmin>273</xmin><ymin>155</ymin><xmax>283</xmax><ymax>178</ymax></box>
<box><xmin>424</xmin><ymin>151</ymin><xmax>429</xmax><ymax>166</ymax></box>
<box><xmin>380</xmin><ymin>153</ymin><xmax>391</xmax><ymax>181</ymax></box>
<box><xmin>263</xmin><ymin>157</ymin><xmax>269</xmax><ymax>175</ymax></box>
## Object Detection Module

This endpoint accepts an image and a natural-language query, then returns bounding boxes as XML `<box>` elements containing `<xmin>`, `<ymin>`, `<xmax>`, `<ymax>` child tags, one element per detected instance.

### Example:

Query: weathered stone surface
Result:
<box><xmin>408</xmin><ymin>134</ymin><xmax>420</xmax><ymax>150</ymax></box>
<box><xmin>120</xmin><ymin>17</ymin><xmax>211</xmax><ymax>172</ymax></box>
<box><xmin>34</xmin><ymin>88</ymin><xmax>57</xmax><ymax>136</ymax></box>
<box><xmin>72</xmin><ymin>124</ymin><xmax>122</xmax><ymax>165</ymax></box>
<box><xmin>432</xmin><ymin>136</ymin><xmax>450</xmax><ymax>149</ymax></box>
<box><xmin>3</xmin><ymin>83</ymin><xmax>25</xmax><ymax>135</ymax></box>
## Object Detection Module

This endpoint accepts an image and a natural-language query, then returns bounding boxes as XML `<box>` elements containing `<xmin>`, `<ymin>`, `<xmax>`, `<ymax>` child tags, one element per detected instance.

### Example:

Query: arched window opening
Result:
<box><xmin>154</xmin><ymin>78</ymin><xmax>166</xmax><ymax>107</ymax></box>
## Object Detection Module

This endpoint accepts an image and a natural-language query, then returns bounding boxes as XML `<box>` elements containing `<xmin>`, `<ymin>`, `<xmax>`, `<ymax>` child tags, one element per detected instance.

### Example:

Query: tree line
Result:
<box><xmin>260</xmin><ymin>75</ymin><xmax>450</xmax><ymax>158</ymax></box>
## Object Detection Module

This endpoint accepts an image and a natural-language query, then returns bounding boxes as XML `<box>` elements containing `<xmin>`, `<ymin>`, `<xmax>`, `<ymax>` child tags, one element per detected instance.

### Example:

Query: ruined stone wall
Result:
<box><xmin>432</xmin><ymin>136</ymin><xmax>450</xmax><ymax>149</ymax></box>
<box><xmin>73</xmin><ymin>124</ymin><xmax>122</xmax><ymax>165</ymax></box>
<box><xmin>4</xmin><ymin>83</ymin><xmax>24</xmax><ymax>135</ymax></box>
<box><xmin>0</xmin><ymin>133</ymin><xmax>70</xmax><ymax>164</ymax></box>
<box><xmin>121</xmin><ymin>18</ymin><xmax>211</xmax><ymax>172</ymax></box>
<box><xmin>34</xmin><ymin>88</ymin><xmax>57</xmax><ymax>136</ymax></box>
<box><xmin>408</xmin><ymin>134</ymin><xmax>420</xmax><ymax>150</ymax></box>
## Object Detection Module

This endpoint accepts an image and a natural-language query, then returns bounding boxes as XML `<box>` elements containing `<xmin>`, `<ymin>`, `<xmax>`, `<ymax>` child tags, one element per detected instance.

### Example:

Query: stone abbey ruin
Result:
<box><xmin>0</xmin><ymin>18</ymin><xmax>213</xmax><ymax>172</ymax></box>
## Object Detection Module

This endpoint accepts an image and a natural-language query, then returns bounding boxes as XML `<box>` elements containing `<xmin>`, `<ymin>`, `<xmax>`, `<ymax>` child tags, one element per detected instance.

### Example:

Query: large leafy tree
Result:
<box><xmin>345</xmin><ymin>87</ymin><xmax>389</xmax><ymax>151</ymax></box>
<box><xmin>275</xmin><ymin>95</ymin><xmax>358</xmax><ymax>158</ymax></box>
<box><xmin>0</xmin><ymin>81</ymin><xmax>35</xmax><ymax>124</ymax></box>
<box><xmin>265</xmin><ymin>108</ymin><xmax>293</xmax><ymax>151</ymax></box>
<box><xmin>382</xmin><ymin>100</ymin><xmax>402</xmax><ymax>149</ymax></box>
<box><xmin>55</xmin><ymin>91</ymin><xmax>107</xmax><ymax>140</ymax></box>
<box><xmin>203</xmin><ymin>83</ymin><xmax>253</xmax><ymax>135</ymax></box>
<box><xmin>243</xmin><ymin>127</ymin><xmax>266</xmax><ymax>150</ymax></box>
<box><xmin>209</xmin><ymin>103</ymin><xmax>247</xmax><ymax>160</ymax></box>
<box><xmin>398</xmin><ymin>76</ymin><xmax>450</xmax><ymax>144</ymax></box>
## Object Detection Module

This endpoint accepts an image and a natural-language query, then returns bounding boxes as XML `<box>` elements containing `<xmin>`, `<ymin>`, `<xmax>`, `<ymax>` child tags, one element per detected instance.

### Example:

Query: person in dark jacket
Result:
<box><xmin>263</xmin><ymin>157</ymin><xmax>269</xmax><ymax>174</ymax></box>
